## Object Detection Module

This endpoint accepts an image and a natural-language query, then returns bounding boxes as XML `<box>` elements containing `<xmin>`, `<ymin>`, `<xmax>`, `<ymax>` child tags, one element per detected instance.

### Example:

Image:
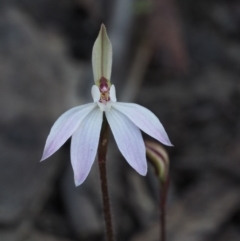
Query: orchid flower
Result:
<box><xmin>41</xmin><ymin>24</ymin><xmax>172</xmax><ymax>186</ymax></box>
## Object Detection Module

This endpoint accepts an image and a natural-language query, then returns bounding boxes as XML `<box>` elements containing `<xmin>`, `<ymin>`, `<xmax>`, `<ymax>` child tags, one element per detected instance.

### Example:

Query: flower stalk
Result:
<box><xmin>145</xmin><ymin>141</ymin><xmax>170</xmax><ymax>241</ymax></box>
<box><xmin>160</xmin><ymin>176</ymin><xmax>169</xmax><ymax>241</ymax></box>
<box><xmin>98</xmin><ymin>116</ymin><xmax>114</xmax><ymax>241</ymax></box>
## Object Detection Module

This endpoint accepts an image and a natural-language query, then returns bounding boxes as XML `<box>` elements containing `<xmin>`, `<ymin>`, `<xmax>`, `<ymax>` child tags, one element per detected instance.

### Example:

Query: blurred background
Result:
<box><xmin>1</xmin><ymin>0</ymin><xmax>240</xmax><ymax>240</ymax></box>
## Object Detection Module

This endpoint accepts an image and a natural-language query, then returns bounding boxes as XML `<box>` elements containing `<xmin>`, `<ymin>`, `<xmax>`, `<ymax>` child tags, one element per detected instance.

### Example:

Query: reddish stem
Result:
<box><xmin>98</xmin><ymin>118</ymin><xmax>114</xmax><ymax>241</ymax></box>
<box><xmin>160</xmin><ymin>176</ymin><xmax>170</xmax><ymax>241</ymax></box>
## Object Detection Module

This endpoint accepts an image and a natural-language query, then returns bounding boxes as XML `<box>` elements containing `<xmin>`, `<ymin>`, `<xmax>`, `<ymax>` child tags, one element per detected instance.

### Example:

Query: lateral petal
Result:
<box><xmin>112</xmin><ymin>102</ymin><xmax>172</xmax><ymax>146</ymax></box>
<box><xmin>71</xmin><ymin>108</ymin><xmax>103</xmax><ymax>186</ymax></box>
<box><xmin>91</xmin><ymin>85</ymin><xmax>101</xmax><ymax>102</ymax></box>
<box><xmin>109</xmin><ymin>84</ymin><xmax>117</xmax><ymax>102</ymax></box>
<box><xmin>106</xmin><ymin>109</ymin><xmax>147</xmax><ymax>175</ymax></box>
<box><xmin>41</xmin><ymin>103</ymin><xmax>97</xmax><ymax>161</ymax></box>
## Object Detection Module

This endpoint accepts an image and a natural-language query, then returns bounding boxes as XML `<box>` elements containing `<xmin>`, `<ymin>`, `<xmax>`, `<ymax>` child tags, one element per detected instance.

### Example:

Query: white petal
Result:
<box><xmin>71</xmin><ymin>108</ymin><xmax>103</xmax><ymax>186</ymax></box>
<box><xmin>110</xmin><ymin>84</ymin><xmax>117</xmax><ymax>102</ymax></box>
<box><xmin>91</xmin><ymin>85</ymin><xmax>101</xmax><ymax>102</ymax></box>
<box><xmin>41</xmin><ymin>103</ymin><xmax>97</xmax><ymax>161</ymax></box>
<box><xmin>112</xmin><ymin>103</ymin><xmax>172</xmax><ymax>146</ymax></box>
<box><xmin>92</xmin><ymin>24</ymin><xmax>112</xmax><ymax>83</ymax></box>
<box><xmin>106</xmin><ymin>109</ymin><xmax>147</xmax><ymax>175</ymax></box>
<box><xmin>97</xmin><ymin>102</ymin><xmax>111</xmax><ymax>112</ymax></box>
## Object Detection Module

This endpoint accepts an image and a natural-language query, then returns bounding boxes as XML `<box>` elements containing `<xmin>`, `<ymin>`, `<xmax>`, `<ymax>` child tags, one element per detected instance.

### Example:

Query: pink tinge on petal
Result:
<box><xmin>106</xmin><ymin>108</ymin><xmax>147</xmax><ymax>176</ymax></box>
<box><xmin>71</xmin><ymin>108</ymin><xmax>103</xmax><ymax>186</ymax></box>
<box><xmin>41</xmin><ymin>103</ymin><xmax>97</xmax><ymax>161</ymax></box>
<box><xmin>112</xmin><ymin>102</ymin><xmax>173</xmax><ymax>146</ymax></box>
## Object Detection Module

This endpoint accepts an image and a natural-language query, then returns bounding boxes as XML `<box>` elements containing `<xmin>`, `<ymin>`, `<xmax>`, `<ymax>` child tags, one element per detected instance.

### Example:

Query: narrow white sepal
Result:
<box><xmin>112</xmin><ymin>102</ymin><xmax>173</xmax><ymax>146</ymax></box>
<box><xmin>106</xmin><ymin>108</ymin><xmax>147</xmax><ymax>175</ymax></box>
<box><xmin>71</xmin><ymin>108</ymin><xmax>103</xmax><ymax>186</ymax></box>
<box><xmin>92</xmin><ymin>24</ymin><xmax>112</xmax><ymax>83</ymax></box>
<box><xmin>41</xmin><ymin>103</ymin><xmax>97</xmax><ymax>161</ymax></box>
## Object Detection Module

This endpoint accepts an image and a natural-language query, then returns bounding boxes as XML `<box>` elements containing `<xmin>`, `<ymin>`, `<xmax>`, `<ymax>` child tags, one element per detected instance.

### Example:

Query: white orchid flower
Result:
<box><xmin>41</xmin><ymin>24</ymin><xmax>172</xmax><ymax>186</ymax></box>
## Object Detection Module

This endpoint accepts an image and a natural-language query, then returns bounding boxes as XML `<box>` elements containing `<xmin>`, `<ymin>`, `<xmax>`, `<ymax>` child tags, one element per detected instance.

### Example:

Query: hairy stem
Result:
<box><xmin>98</xmin><ymin>117</ymin><xmax>114</xmax><ymax>241</ymax></box>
